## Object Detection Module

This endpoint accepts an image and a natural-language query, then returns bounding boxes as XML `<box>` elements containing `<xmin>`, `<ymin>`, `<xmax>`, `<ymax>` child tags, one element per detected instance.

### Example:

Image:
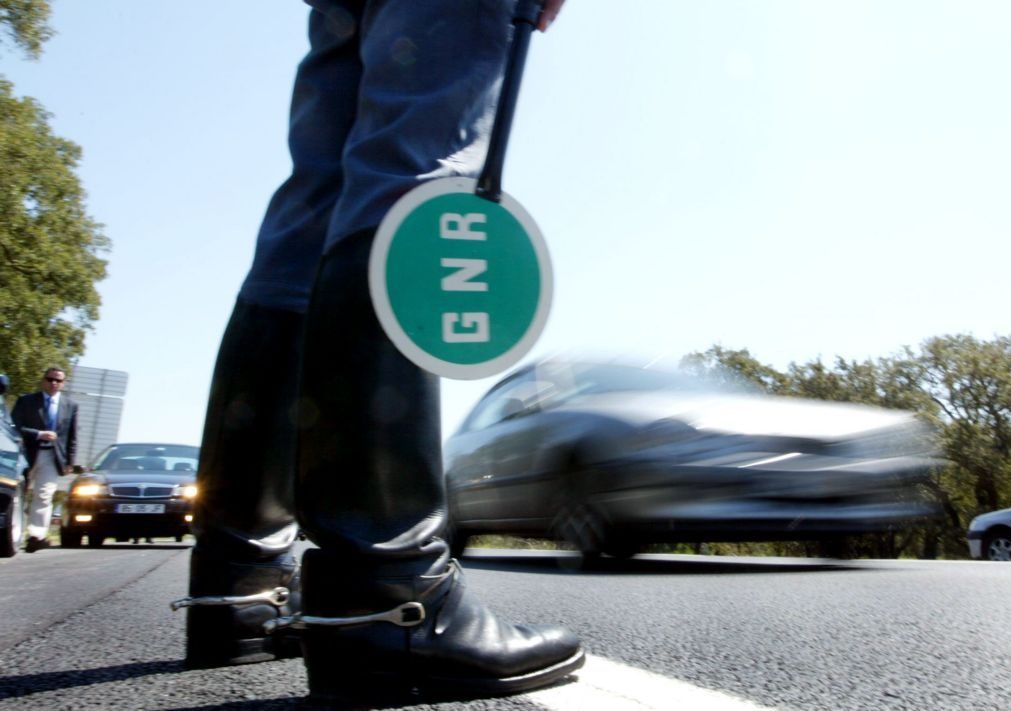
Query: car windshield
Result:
<box><xmin>561</xmin><ymin>363</ymin><xmax>703</xmax><ymax>395</ymax></box>
<box><xmin>526</xmin><ymin>362</ymin><xmax>723</xmax><ymax>406</ymax></box>
<box><xmin>92</xmin><ymin>444</ymin><xmax>200</xmax><ymax>473</ymax></box>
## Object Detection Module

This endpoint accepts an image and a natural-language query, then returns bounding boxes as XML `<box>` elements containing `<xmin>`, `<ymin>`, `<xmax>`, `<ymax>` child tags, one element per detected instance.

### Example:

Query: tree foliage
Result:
<box><xmin>681</xmin><ymin>335</ymin><xmax>1011</xmax><ymax>559</ymax></box>
<box><xmin>0</xmin><ymin>0</ymin><xmax>52</xmax><ymax>59</ymax></box>
<box><xmin>679</xmin><ymin>345</ymin><xmax>788</xmax><ymax>394</ymax></box>
<box><xmin>1</xmin><ymin>3</ymin><xmax>109</xmax><ymax>395</ymax></box>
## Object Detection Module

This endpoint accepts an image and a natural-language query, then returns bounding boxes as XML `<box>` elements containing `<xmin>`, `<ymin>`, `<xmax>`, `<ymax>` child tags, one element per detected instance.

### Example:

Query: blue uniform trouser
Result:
<box><xmin>239</xmin><ymin>0</ymin><xmax>514</xmax><ymax>313</ymax></box>
<box><xmin>195</xmin><ymin>0</ymin><xmax>516</xmax><ymax>555</ymax></box>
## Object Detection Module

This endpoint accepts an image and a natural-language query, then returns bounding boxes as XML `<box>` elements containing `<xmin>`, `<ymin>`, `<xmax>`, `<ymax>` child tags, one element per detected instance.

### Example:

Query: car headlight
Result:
<box><xmin>72</xmin><ymin>483</ymin><xmax>105</xmax><ymax>497</ymax></box>
<box><xmin>174</xmin><ymin>484</ymin><xmax>198</xmax><ymax>499</ymax></box>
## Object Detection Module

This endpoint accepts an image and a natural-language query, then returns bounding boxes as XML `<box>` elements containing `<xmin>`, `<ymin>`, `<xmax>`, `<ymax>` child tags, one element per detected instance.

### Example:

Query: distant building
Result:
<box><xmin>66</xmin><ymin>366</ymin><xmax>128</xmax><ymax>466</ymax></box>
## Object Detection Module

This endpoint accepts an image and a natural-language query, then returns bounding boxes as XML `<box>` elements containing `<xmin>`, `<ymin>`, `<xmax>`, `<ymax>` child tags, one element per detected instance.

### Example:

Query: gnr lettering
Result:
<box><xmin>440</xmin><ymin>212</ymin><xmax>490</xmax><ymax>344</ymax></box>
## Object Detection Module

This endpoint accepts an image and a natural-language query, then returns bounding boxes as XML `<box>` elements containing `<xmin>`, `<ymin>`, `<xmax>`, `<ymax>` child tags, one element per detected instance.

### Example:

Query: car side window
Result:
<box><xmin>464</xmin><ymin>376</ymin><xmax>533</xmax><ymax>432</ymax></box>
<box><xmin>464</xmin><ymin>376</ymin><xmax>557</xmax><ymax>432</ymax></box>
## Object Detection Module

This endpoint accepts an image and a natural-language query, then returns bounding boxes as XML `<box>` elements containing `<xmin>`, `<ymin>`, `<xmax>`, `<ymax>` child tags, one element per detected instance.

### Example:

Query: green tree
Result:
<box><xmin>916</xmin><ymin>335</ymin><xmax>1011</xmax><ymax>514</ymax></box>
<box><xmin>782</xmin><ymin>354</ymin><xmax>937</xmax><ymax>414</ymax></box>
<box><xmin>1</xmin><ymin>2</ymin><xmax>109</xmax><ymax>395</ymax></box>
<box><xmin>679</xmin><ymin>345</ymin><xmax>787</xmax><ymax>393</ymax></box>
<box><xmin>0</xmin><ymin>0</ymin><xmax>52</xmax><ymax>59</ymax></box>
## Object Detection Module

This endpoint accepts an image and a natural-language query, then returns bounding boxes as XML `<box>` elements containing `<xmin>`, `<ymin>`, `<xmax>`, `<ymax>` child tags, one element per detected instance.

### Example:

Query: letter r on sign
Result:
<box><xmin>440</xmin><ymin>213</ymin><xmax>487</xmax><ymax>241</ymax></box>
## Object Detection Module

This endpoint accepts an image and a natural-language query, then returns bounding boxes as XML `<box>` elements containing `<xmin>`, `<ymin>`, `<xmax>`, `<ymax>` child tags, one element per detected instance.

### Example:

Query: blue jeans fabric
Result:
<box><xmin>239</xmin><ymin>0</ymin><xmax>514</xmax><ymax>313</ymax></box>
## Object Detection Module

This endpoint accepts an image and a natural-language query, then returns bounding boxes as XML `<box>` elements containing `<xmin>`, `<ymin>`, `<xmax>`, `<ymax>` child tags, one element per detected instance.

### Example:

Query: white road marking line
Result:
<box><xmin>528</xmin><ymin>654</ymin><xmax>772</xmax><ymax>710</ymax></box>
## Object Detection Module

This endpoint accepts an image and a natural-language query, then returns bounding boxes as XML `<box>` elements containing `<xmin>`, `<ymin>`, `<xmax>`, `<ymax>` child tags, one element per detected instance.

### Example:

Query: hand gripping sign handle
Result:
<box><xmin>474</xmin><ymin>0</ymin><xmax>544</xmax><ymax>203</ymax></box>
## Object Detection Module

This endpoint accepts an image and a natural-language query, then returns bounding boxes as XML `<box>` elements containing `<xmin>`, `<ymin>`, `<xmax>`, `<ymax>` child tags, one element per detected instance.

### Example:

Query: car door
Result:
<box><xmin>444</xmin><ymin>375</ymin><xmax>530</xmax><ymax>525</ymax></box>
<box><xmin>477</xmin><ymin>375</ymin><xmax>573</xmax><ymax>528</ymax></box>
<box><xmin>446</xmin><ymin>371</ymin><xmax>556</xmax><ymax>524</ymax></box>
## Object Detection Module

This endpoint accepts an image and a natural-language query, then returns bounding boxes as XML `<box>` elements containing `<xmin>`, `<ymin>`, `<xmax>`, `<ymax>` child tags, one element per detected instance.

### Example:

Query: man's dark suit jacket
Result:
<box><xmin>12</xmin><ymin>391</ymin><xmax>79</xmax><ymax>472</ymax></box>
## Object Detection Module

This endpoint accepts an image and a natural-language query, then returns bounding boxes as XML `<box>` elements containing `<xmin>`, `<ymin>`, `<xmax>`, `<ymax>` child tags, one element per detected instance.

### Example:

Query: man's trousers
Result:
<box><xmin>26</xmin><ymin>449</ymin><xmax>60</xmax><ymax>540</ymax></box>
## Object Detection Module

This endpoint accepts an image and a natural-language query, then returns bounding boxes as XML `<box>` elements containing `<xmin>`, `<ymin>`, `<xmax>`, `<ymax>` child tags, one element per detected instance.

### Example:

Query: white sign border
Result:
<box><xmin>369</xmin><ymin>177</ymin><xmax>553</xmax><ymax>381</ymax></box>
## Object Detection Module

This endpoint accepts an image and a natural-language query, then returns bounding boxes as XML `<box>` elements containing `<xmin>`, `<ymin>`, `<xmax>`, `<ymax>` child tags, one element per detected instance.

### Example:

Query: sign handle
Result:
<box><xmin>475</xmin><ymin>0</ymin><xmax>543</xmax><ymax>203</ymax></box>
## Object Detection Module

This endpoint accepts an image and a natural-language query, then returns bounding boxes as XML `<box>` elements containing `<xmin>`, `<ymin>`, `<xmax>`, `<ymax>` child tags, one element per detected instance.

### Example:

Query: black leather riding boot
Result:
<box><xmin>287</xmin><ymin>230</ymin><xmax>583</xmax><ymax>701</ymax></box>
<box><xmin>181</xmin><ymin>300</ymin><xmax>304</xmax><ymax>668</ymax></box>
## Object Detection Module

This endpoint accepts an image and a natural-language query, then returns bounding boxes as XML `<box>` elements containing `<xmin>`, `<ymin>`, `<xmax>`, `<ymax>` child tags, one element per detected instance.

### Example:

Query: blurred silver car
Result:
<box><xmin>966</xmin><ymin>509</ymin><xmax>1011</xmax><ymax>561</ymax></box>
<box><xmin>444</xmin><ymin>360</ymin><xmax>939</xmax><ymax>558</ymax></box>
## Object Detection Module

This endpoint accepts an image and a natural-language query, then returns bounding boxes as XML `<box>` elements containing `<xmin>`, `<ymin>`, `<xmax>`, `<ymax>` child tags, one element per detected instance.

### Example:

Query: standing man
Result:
<box><xmin>12</xmin><ymin>366</ymin><xmax>78</xmax><ymax>552</ymax></box>
<box><xmin>181</xmin><ymin>0</ymin><xmax>582</xmax><ymax>702</ymax></box>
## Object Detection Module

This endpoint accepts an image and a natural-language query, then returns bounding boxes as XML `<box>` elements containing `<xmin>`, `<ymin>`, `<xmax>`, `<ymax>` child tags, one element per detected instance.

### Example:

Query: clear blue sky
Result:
<box><xmin>4</xmin><ymin>1</ymin><xmax>1010</xmax><ymax>447</ymax></box>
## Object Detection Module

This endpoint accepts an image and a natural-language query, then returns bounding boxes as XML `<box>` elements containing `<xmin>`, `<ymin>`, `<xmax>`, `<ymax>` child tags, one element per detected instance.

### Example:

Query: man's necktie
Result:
<box><xmin>46</xmin><ymin>396</ymin><xmax>57</xmax><ymax>431</ymax></box>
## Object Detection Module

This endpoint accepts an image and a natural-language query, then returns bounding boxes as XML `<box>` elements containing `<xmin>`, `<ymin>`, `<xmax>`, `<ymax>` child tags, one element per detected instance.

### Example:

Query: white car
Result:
<box><xmin>967</xmin><ymin>508</ymin><xmax>1011</xmax><ymax>560</ymax></box>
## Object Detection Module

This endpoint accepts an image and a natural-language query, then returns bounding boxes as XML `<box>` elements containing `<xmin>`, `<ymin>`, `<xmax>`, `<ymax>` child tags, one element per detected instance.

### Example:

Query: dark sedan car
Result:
<box><xmin>444</xmin><ymin>360</ymin><xmax>939</xmax><ymax>558</ymax></box>
<box><xmin>60</xmin><ymin>443</ymin><xmax>200</xmax><ymax>547</ymax></box>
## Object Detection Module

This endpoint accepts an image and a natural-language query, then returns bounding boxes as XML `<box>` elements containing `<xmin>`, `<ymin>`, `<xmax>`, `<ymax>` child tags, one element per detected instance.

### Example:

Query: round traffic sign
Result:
<box><xmin>369</xmin><ymin>177</ymin><xmax>552</xmax><ymax>380</ymax></box>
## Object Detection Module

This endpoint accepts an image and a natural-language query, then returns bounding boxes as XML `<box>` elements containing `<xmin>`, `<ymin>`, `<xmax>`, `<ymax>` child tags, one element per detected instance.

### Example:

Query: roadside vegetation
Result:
<box><xmin>1</xmin><ymin>1</ymin><xmax>109</xmax><ymax>396</ymax></box>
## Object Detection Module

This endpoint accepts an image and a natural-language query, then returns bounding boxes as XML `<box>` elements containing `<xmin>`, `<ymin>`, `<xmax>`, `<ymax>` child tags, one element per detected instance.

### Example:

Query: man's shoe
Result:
<box><xmin>287</xmin><ymin>550</ymin><xmax>584</xmax><ymax>703</ymax></box>
<box><xmin>174</xmin><ymin>548</ymin><xmax>302</xmax><ymax>668</ymax></box>
<box><xmin>25</xmin><ymin>537</ymin><xmax>51</xmax><ymax>553</ymax></box>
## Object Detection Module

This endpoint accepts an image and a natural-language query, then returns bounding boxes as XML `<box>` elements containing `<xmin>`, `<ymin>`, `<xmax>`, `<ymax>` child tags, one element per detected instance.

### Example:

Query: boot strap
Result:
<box><xmin>264</xmin><ymin>601</ymin><xmax>425</xmax><ymax>634</ymax></box>
<box><xmin>169</xmin><ymin>586</ymin><xmax>291</xmax><ymax>611</ymax></box>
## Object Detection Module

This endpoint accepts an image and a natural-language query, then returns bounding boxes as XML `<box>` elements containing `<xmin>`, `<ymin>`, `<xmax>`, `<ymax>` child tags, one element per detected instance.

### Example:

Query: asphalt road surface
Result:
<box><xmin>1</xmin><ymin>544</ymin><xmax>1008</xmax><ymax>710</ymax></box>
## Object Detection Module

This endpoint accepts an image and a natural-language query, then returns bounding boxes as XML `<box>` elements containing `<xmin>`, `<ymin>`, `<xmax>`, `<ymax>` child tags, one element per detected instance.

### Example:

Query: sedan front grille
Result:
<box><xmin>109</xmin><ymin>484</ymin><xmax>175</xmax><ymax>499</ymax></box>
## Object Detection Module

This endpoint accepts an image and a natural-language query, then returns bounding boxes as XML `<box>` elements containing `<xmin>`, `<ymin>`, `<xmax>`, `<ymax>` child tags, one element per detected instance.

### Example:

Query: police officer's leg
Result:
<box><xmin>297</xmin><ymin>233</ymin><xmax>583</xmax><ymax>700</ymax></box>
<box><xmin>293</xmin><ymin>0</ymin><xmax>583</xmax><ymax>698</ymax></box>
<box><xmin>183</xmin><ymin>0</ymin><xmax>364</xmax><ymax>668</ymax></box>
<box><xmin>184</xmin><ymin>301</ymin><xmax>304</xmax><ymax>667</ymax></box>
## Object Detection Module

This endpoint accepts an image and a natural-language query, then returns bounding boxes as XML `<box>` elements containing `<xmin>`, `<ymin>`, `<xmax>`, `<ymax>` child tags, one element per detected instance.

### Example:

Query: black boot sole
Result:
<box><xmin>305</xmin><ymin>647</ymin><xmax>585</xmax><ymax>702</ymax></box>
<box><xmin>184</xmin><ymin>632</ymin><xmax>302</xmax><ymax>670</ymax></box>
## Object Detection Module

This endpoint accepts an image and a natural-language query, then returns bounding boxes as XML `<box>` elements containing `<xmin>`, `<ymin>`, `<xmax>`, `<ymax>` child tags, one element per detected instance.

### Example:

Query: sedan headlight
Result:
<box><xmin>174</xmin><ymin>484</ymin><xmax>198</xmax><ymax>499</ymax></box>
<box><xmin>72</xmin><ymin>483</ymin><xmax>106</xmax><ymax>497</ymax></box>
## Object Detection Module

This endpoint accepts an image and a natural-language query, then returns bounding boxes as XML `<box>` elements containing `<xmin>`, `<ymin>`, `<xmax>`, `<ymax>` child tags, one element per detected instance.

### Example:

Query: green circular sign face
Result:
<box><xmin>370</xmin><ymin>177</ymin><xmax>552</xmax><ymax>380</ymax></box>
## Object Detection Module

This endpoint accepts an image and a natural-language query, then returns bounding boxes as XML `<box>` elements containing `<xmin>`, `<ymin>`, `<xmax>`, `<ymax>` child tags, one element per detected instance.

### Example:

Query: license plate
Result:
<box><xmin>116</xmin><ymin>503</ymin><xmax>165</xmax><ymax>514</ymax></box>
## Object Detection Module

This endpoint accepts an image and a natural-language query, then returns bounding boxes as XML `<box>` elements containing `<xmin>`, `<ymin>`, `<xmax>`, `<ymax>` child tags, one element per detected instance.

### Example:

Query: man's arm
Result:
<box><xmin>12</xmin><ymin>394</ymin><xmax>57</xmax><ymax>443</ymax></box>
<box><xmin>10</xmin><ymin>395</ymin><xmax>41</xmax><ymax>440</ymax></box>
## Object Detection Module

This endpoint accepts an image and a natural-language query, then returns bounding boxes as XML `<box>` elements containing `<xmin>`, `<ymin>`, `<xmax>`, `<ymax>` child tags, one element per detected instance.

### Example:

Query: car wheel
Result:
<box><xmin>87</xmin><ymin>532</ymin><xmax>105</xmax><ymax>548</ymax></box>
<box><xmin>984</xmin><ymin>531</ymin><xmax>1011</xmax><ymax>561</ymax></box>
<box><xmin>1</xmin><ymin>485</ymin><xmax>25</xmax><ymax>557</ymax></box>
<box><xmin>814</xmin><ymin>538</ymin><xmax>852</xmax><ymax>560</ymax></box>
<box><xmin>554</xmin><ymin>503</ymin><xmax>605</xmax><ymax>559</ymax></box>
<box><xmin>603</xmin><ymin>540</ymin><xmax>642</xmax><ymax>560</ymax></box>
<box><xmin>60</xmin><ymin>528</ymin><xmax>83</xmax><ymax>548</ymax></box>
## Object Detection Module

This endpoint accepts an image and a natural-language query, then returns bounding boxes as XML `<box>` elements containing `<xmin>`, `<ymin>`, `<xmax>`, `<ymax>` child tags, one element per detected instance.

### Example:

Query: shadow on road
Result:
<box><xmin>0</xmin><ymin>661</ymin><xmax>420</xmax><ymax>710</ymax></box>
<box><xmin>0</xmin><ymin>659</ymin><xmax>183</xmax><ymax>701</ymax></box>
<box><xmin>166</xmin><ymin>673</ymin><xmax>580</xmax><ymax>710</ymax></box>
<box><xmin>460</xmin><ymin>550</ymin><xmax>862</xmax><ymax>576</ymax></box>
